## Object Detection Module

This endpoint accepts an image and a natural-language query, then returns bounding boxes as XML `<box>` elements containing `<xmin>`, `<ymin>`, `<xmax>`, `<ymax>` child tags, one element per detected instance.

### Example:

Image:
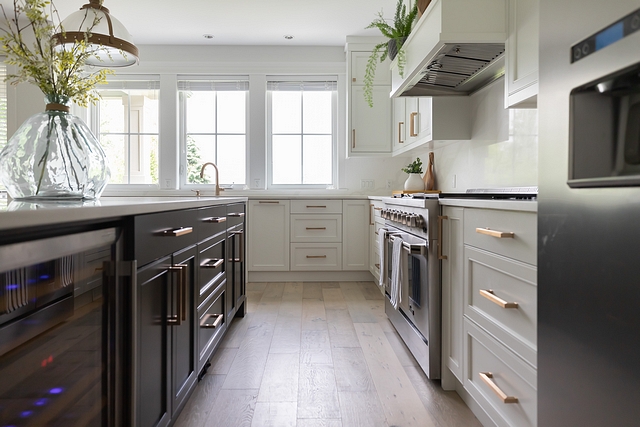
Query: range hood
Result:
<box><xmin>390</xmin><ymin>0</ymin><xmax>508</xmax><ymax>97</ymax></box>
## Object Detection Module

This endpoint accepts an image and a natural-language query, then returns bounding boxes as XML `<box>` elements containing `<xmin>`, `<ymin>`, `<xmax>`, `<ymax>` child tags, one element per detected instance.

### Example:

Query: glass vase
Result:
<box><xmin>0</xmin><ymin>95</ymin><xmax>110</xmax><ymax>200</ymax></box>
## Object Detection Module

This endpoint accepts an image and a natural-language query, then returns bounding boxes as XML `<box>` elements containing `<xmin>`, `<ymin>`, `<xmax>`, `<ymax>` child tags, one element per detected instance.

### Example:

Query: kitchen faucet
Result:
<box><xmin>199</xmin><ymin>162</ymin><xmax>224</xmax><ymax>196</ymax></box>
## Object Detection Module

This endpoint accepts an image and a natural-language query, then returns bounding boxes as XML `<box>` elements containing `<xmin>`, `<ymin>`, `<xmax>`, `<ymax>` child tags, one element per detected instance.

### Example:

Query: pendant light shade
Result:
<box><xmin>52</xmin><ymin>0</ymin><xmax>139</xmax><ymax>67</ymax></box>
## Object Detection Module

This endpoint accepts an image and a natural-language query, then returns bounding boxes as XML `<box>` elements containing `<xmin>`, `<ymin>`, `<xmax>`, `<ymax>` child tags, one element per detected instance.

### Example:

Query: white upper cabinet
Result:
<box><xmin>505</xmin><ymin>0</ymin><xmax>539</xmax><ymax>108</ymax></box>
<box><xmin>351</xmin><ymin>51</ymin><xmax>391</xmax><ymax>86</ymax></box>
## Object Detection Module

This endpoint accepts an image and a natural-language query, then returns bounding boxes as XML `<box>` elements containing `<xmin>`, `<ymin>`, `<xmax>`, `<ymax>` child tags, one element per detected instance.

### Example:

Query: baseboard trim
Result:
<box><xmin>247</xmin><ymin>270</ymin><xmax>375</xmax><ymax>282</ymax></box>
<box><xmin>454</xmin><ymin>379</ymin><xmax>496</xmax><ymax>427</ymax></box>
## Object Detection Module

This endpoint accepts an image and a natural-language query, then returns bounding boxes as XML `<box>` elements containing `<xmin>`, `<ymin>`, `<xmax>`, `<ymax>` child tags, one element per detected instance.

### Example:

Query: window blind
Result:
<box><xmin>177</xmin><ymin>80</ymin><xmax>249</xmax><ymax>91</ymax></box>
<box><xmin>267</xmin><ymin>80</ymin><xmax>337</xmax><ymax>91</ymax></box>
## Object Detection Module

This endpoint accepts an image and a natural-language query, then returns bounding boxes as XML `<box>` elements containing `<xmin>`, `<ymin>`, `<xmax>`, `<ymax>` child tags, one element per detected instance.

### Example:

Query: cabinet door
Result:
<box><xmin>417</xmin><ymin>97</ymin><xmax>432</xmax><ymax>137</ymax></box>
<box><xmin>393</xmin><ymin>97</ymin><xmax>406</xmax><ymax>152</ymax></box>
<box><xmin>138</xmin><ymin>256</ymin><xmax>171</xmax><ymax>427</ymax></box>
<box><xmin>441</xmin><ymin>207</ymin><xmax>465</xmax><ymax>386</ymax></box>
<box><xmin>350</xmin><ymin>51</ymin><xmax>391</xmax><ymax>86</ymax></box>
<box><xmin>505</xmin><ymin>0</ymin><xmax>539</xmax><ymax>108</ymax></box>
<box><xmin>405</xmin><ymin>97</ymin><xmax>420</xmax><ymax>146</ymax></box>
<box><xmin>227</xmin><ymin>223</ymin><xmax>246</xmax><ymax>319</ymax></box>
<box><xmin>342</xmin><ymin>200</ymin><xmax>370</xmax><ymax>270</ymax></box>
<box><xmin>171</xmin><ymin>246</ymin><xmax>198</xmax><ymax>416</ymax></box>
<box><xmin>248</xmin><ymin>200</ymin><xmax>290</xmax><ymax>271</ymax></box>
<box><xmin>351</xmin><ymin>86</ymin><xmax>391</xmax><ymax>154</ymax></box>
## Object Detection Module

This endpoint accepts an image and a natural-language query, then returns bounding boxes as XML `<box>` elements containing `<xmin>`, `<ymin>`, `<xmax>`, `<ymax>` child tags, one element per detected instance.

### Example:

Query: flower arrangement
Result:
<box><xmin>402</xmin><ymin>157</ymin><xmax>423</xmax><ymax>174</ymax></box>
<box><xmin>0</xmin><ymin>0</ymin><xmax>113</xmax><ymax>107</ymax></box>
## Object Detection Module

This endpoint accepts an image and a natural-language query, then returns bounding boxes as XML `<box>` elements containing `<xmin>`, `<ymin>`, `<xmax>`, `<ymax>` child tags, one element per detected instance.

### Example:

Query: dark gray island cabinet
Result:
<box><xmin>0</xmin><ymin>197</ymin><xmax>246</xmax><ymax>427</ymax></box>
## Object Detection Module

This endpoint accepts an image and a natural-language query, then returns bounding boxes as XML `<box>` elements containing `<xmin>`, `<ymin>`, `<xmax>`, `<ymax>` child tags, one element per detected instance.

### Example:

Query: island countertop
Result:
<box><xmin>0</xmin><ymin>196</ymin><xmax>248</xmax><ymax>232</ymax></box>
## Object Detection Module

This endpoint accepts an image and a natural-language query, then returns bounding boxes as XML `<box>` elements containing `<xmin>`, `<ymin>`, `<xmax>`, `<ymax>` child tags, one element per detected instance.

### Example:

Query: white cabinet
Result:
<box><xmin>247</xmin><ymin>200</ymin><xmax>290</xmax><ymax>271</ymax></box>
<box><xmin>505</xmin><ymin>0</ymin><xmax>539</xmax><ymax>108</ymax></box>
<box><xmin>440</xmin><ymin>206</ymin><xmax>464</xmax><ymax>385</ymax></box>
<box><xmin>346</xmin><ymin>42</ymin><xmax>392</xmax><ymax>156</ymax></box>
<box><xmin>342</xmin><ymin>200</ymin><xmax>370</xmax><ymax>270</ymax></box>
<box><xmin>392</xmin><ymin>96</ymin><xmax>471</xmax><ymax>156</ymax></box>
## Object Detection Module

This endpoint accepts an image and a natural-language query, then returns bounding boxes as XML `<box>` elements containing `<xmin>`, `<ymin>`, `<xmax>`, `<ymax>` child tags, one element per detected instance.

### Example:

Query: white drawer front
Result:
<box><xmin>465</xmin><ymin>246</ymin><xmax>537</xmax><ymax>366</ymax></box>
<box><xmin>291</xmin><ymin>244</ymin><xmax>342</xmax><ymax>270</ymax></box>
<box><xmin>290</xmin><ymin>215</ymin><xmax>342</xmax><ymax>243</ymax></box>
<box><xmin>464</xmin><ymin>319</ymin><xmax>537</xmax><ymax>427</ymax></box>
<box><xmin>291</xmin><ymin>200</ymin><xmax>342</xmax><ymax>214</ymax></box>
<box><xmin>464</xmin><ymin>208</ymin><xmax>537</xmax><ymax>265</ymax></box>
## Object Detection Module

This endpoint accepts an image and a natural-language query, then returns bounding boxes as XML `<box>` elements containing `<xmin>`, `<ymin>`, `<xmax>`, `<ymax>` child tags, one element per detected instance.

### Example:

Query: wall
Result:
<box><xmin>414</xmin><ymin>78</ymin><xmax>539</xmax><ymax>192</ymax></box>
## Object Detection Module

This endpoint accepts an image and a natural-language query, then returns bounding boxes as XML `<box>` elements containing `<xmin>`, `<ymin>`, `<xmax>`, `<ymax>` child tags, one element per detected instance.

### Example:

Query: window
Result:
<box><xmin>92</xmin><ymin>78</ymin><xmax>160</xmax><ymax>184</ymax></box>
<box><xmin>179</xmin><ymin>78</ymin><xmax>248</xmax><ymax>186</ymax></box>
<box><xmin>267</xmin><ymin>79</ymin><xmax>337</xmax><ymax>187</ymax></box>
<box><xmin>0</xmin><ymin>63</ymin><xmax>7</xmax><ymax>191</ymax></box>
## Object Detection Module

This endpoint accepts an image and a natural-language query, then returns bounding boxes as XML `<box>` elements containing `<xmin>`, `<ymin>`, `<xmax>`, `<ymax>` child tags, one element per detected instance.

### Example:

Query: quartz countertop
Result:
<box><xmin>0</xmin><ymin>196</ymin><xmax>248</xmax><ymax>231</ymax></box>
<box><xmin>438</xmin><ymin>198</ymin><xmax>537</xmax><ymax>212</ymax></box>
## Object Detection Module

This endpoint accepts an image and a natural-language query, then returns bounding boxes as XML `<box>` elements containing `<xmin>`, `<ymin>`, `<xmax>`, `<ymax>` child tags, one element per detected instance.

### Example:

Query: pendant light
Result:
<box><xmin>52</xmin><ymin>0</ymin><xmax>139</xmax><ymax>67</ymax></box>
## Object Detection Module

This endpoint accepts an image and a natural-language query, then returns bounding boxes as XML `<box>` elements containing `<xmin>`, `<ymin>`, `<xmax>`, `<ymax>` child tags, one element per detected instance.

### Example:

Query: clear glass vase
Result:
<box><xmin>0</xmin><ymin>95</ymin><xmax>110</xmax><ymax>200</ymax></box>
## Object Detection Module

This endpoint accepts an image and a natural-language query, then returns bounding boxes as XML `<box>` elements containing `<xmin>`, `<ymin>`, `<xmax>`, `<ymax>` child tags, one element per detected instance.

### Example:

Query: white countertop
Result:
<box><xmin>438</xmin><ymin>198</ymin><xmax>537</xmax><ymax>212</ymax></box>
<box><xmin>0</xmin><ymin>196</ymin><xmax>248</xmax><ymax>231</ymax></box>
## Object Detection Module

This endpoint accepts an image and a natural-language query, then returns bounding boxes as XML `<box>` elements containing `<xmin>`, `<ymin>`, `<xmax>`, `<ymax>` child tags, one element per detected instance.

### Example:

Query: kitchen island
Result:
<box><xmin>0</xmin><ymin>196</ymin><xmax>247</xmax><ymax>427</ymax></box>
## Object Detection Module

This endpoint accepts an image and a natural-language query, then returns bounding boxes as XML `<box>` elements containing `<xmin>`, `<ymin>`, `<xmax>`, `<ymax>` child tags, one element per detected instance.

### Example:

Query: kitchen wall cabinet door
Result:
<box><xmin>393</xmin><ymin>97</ymin><xmax>406</xmax><ymax>152</ymax></box>
<box><xmin>248</xmin><ymin>200</ymin><xmax>290</xmax><ymax>271</ymax></box>
<box><xmin>350</xmin><ymin>51</ymin><xmax>391</xmax><ymax>86</ymax></box>
<box><xmin>350</xmin><ymin>86</ymin><xmax>392</xmax><ymax>154</ymax></box>
<box><xmin>342</xmin><ymin>200</ymin><xmax>370</xmax><ymax>270</ymax></box>
<box><xmin>505</xmin><ymin>0</ymin><xmax>539</xmax><ymax>108</ymax></box>
<box><xmin>440</xmin><ymin>206</ymin><xmax>465</xmax><ymax>387</ymax></box>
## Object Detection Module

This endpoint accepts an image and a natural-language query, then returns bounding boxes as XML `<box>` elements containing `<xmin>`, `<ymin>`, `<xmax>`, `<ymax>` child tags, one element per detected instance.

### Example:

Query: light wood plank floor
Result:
<box><xmin>175</xmin><ymin>282</ymin><xmax>481</xmax><ymax>427</ymax></box>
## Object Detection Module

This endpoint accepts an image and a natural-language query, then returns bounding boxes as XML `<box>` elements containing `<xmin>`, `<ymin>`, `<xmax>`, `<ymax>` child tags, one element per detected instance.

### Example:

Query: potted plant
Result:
<box><xmin>402</xmin><ymin>157</ymin><xmax>424</xmax><ymax>191</ymax></box>
<box><xmin>0</xmin><ymin>0</ymin><xmax>114</xmax><ymax>200</ymax></box>
<box><xmin>364</xmin><ymin>0</ymin><xmax>418</xmax><ymax>107</ymax></box>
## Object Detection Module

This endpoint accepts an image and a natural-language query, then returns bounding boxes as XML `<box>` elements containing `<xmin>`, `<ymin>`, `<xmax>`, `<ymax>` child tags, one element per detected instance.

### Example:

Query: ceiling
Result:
<box><xmin>0</xmin><ymin>0</ymin><xmax>398</xmax><ymax>46</ymax></box>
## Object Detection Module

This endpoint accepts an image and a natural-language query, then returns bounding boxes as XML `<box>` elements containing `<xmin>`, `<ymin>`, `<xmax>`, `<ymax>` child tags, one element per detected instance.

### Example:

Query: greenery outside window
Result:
<box><xmin>91</xmin><ymin>78</ymin><xmax>160</xmax><ymax>185</ymax></box>
<box><xmin>178</xmin><ymin>77</ymin><xmax>248</xmax><ymax>187</ymax></box>
<box><xmin>267</xmin><ymin>78</ymin><xmax>337</xmax><ymax>188</ymax></box>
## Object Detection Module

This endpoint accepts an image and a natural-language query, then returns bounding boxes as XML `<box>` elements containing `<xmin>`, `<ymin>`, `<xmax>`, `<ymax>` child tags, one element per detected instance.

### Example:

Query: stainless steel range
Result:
<box><xmin>379</xmin><ymin>196</ymin><xmax>441</xmax><ymax>379</ymax></box>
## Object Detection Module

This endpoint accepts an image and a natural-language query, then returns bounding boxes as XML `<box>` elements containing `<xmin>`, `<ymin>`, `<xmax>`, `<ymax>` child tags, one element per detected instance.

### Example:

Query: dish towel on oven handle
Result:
<box><xmin>390</xmin><ymin>235</ymin><xmax>403</xmax><ymax>310</ymax></box>
<box><xmin>378</xmin><ymin>228</ymin><xmax>387</xmax><ymax>289</ymax></box>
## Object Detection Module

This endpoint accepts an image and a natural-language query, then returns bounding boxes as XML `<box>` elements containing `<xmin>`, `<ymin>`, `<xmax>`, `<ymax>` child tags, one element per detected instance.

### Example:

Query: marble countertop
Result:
<box><xmin>0</xmin><ymin>196</ymin><xmax>248</xmax><ymax>231</ymax></box>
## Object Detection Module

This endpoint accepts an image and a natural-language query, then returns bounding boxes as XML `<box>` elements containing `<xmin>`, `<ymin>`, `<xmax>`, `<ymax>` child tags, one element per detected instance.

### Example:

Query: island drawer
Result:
<box><xmin>198</xmin><ymin>236</ymin><xmax>226</xmax><ymax>305</ymax></box>
<box><xmin>290</xmin><ymin>215</ymin><xmax>342</xmax><ymax>243</ymax></box>
<box><xmin>195</xmin><ymin>205</ymin><xmax>227</xmax><ymax>242</ymax></box>
<box><xmin>464</xmin><ymin>208</ymin><xmax>536</xmax><ymax>265</ymax></box>
<box><xmin>134</xmin><ymin>209</ymin><xmax>197</xmax><ymax>266</ymax></box>
<box><xmin>197</xmin><ymin>283</ymin><xmax>226</xmax><ymax>371</ymax></box>
<box><xmin>291</xmin><ymin>200</ymin><xmax>342</xmax><ymax>214</ymax></box>
<box><xmin>226</xmin><ymin>203</ymin><xmax>246</xmax><ymax>227</ymax></box>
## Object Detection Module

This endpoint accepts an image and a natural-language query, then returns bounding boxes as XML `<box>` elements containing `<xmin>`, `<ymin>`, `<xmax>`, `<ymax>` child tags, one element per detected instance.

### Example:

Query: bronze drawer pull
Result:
<box><xmin>410</xmin><ymin>112</ymin><xmax>418</xmax><ymax>137</ymax></box>
<box><xmin>306</xmin><ymin>227</ymin><xmax>327</xmax><ymax>230</ymax></box>
<box><xmin>438</xmin><ymin>215</ymin><xmax>448</xmax><ymax>260</ymax></box>
<box><xmin>167</xmin><ymin>264</ymin><xmax>187</xmax><ymax>324</ymax></box>
<box><xmin>228</xmin><ymin>212</ymin><xmax>245</xmax><ymax>217</ymax></box>
<box><xmin>306</xmin><ymin>205</ymin><xmax>327</xmax><ymax>208</ymax></box>
<box><xmin>259</xmin><ymin>201</ymin><xmax>279</xmax><ymax>204</ymax></box>
<box><xmin>201</xmin><ymin>258</ymin><xmax>224</xmax><ymax>269</ymax></box>
<box><xmin>375</xmin><ymin>263</ymin><xmax>380</xmax><ymax>270</ymax></box>
<box><xmin>476</xmin><ymin>227</ymin><xmax>515</xmax><ymax>238</ymax></box>
<box><xmin>479</xmin><ymin>289</ymin><xmax>519</xmax><ymax>309</ymax></box>
<box><xmin>306</xmin><ymin>255</ymin><xmax>327</xmax><ymax>259</ymax></box>
<box><xmin>200</xmin><ymin>313</ymin><xmax>223</xmax><ymax>329</ymax></box>
<box><xmin>204</xmin><ymin>216</ymin><xmax>226</xmax><ymax>223</ymax></box>
<box><xmin>479</xmin><ymin>372</ymin><xmax>519</xmax><ymax>404</ymax></box>
<box><xmin>162</xmin><ymin>227</ymin><xmax>193</xmax><ymax>237</ymax></box>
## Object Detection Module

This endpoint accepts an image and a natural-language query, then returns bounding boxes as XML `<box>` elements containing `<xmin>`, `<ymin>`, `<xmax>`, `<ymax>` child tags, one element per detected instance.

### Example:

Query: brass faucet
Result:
<box><xmin>199</xmin><ymin>162</ymin><xmax>224</xmax><ymax>196</ymax></box>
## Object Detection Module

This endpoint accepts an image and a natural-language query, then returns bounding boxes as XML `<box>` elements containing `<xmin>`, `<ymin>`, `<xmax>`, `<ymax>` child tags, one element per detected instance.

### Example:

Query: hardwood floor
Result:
<box><xmin>174</xmin><ymin>282</ymin><xmax>481</xmax><ymax>427</ymax></box>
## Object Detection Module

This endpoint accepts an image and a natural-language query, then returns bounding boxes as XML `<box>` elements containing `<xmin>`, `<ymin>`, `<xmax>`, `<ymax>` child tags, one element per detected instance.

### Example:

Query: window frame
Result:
<box><xmin>266</xmin><ymin>76</ymin><xmax>338</xmax><ymax>190</ymax></box>
<box><xmin>177</xmin><ymin>76</ymin><xmax>250</xmax><ymax>190</ymax></box>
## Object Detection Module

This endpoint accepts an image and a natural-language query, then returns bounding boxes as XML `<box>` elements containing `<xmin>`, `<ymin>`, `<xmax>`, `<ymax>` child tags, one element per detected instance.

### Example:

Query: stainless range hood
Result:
<box><xmin>390</xmin><ymin>0</ymin><xmax>507</xmax><ymax>98</ymax></box>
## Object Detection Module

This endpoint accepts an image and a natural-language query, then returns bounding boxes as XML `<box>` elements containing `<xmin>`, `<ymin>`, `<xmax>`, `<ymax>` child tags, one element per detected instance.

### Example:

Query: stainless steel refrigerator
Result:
<box><xmin>539</xmin><ymin>1</ymin><xmax>640</xmax><ymax>425</ymax></box>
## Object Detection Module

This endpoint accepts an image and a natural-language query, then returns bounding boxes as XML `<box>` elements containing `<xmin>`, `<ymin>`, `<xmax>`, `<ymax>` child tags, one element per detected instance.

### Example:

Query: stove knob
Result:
<box><xmin>381</xmin><ymin>209</ymin><xmax>388</xmax><ymax>219</ymax></box>
<box><xmin>402</xmin><ymin>213</ymin><xmax>409</xmax><ymax>225</ymax></box>
<box><xmin>409</xmin><ymin>215</ymin><xmax>417</xmax><ymax>228</ymax></box>
<box><xmin>414</xmin><ymin>215</ymin><xmax>425</xmax><ymax>228</ymax></box>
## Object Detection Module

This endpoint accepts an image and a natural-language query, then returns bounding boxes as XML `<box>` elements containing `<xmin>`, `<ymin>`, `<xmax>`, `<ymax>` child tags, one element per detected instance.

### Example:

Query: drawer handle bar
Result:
<box><xmin>162</xmin><ymin>227</ymin><xmax>193</xmax><ymax>237</ymax></box>
<box><xmin>370</xmin><ymin>203</ymin><xmax>374</xmax><ymax>226</ymax></box>
<box><xmin>259</xmin><ymin>201</ymin><xmax>279</xmax><ymax>204</ymax></box>
<box><xmin>374</xmin><ymin>207</ymin><xmax>382</xmax><ymax>211</ymax></box>
<box><xmin>306</xmin><ymin>227</ymin><xmax>327</xmax><ymax>230</ymax></box>
<box><xmin>306</xmin><ymin>205</ymin><xmax>327</xmax><ymax>208</ymax></box>
<box><xmin>476</xmin><ymin>227</ymin><xmax>515</xmax><ymax>238</ymax></box>
<box><xmin>204</xmin><ymin>216</ymin><xmax>227</xmax><ymax>223</ymax></box>
<box><xmin>438</xmin><ymin>215</ymin><xmax>448</xmax><ymax>260</ymax></box>
<box><xmin>480</xmin><ymin>289</ymin><xmax>519</xmax><ymax>309</ymax></box>
<box><xmin>479</xmin><ymin>372</ymin><xmax>519</xmax><ymax>404</ymax></box>
<box><xmin>200</xmin><ymin>313</ymin><xmax>223</xmax><ymax>329</ymax></box>
<box><xmin>306</xmin><ymin>255</ymin><xmax>327</xmax><ymax>259</ymax></box>
<box><xmin>398</xmin><ymin>121</ymin><xmax>404</xmax><ymax>144</ymax></box>
<box><xmin>201</xmin><ymin>258</ymin><xmax>224</xmax><ymax>269</ymax></box>
<box><xmin>228</xmin><ymin>212</ymin><xmax>245</xmax><ymax>217</ymax></box>
<box><xmin>375</xmin><ymin>263</ymin><xmax>380</xmax><ymax>270</ymax></box>
<box><xmin>375</xmin><ymin>231</ymin><xmax>379</xmax><ymax>235</ymax></box>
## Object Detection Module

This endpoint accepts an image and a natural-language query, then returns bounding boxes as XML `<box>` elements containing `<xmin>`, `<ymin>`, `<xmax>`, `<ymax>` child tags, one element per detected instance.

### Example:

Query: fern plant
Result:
<box><xmin>363</xmin><ymin>0</ymin><xmax>418</xmax><ymax>107</ymax></box>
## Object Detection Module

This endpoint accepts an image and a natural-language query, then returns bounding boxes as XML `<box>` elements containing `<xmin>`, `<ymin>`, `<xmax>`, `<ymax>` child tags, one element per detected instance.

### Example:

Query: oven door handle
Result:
<box><xmin>402</xmin><ymin>241</ymin><xmax>427</xmax><ymax>256</ymax></box>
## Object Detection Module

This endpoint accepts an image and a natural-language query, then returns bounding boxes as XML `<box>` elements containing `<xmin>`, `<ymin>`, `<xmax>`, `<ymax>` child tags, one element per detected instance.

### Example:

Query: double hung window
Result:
<box><xmin>267</xmin><ymin>78</ymin><xmax>337</xmax><ymax>188</ymax></box>
<box><xmin>179</xmin><ymin>78</ymin><xmax>248</xmax><ymax>187</ymax></box>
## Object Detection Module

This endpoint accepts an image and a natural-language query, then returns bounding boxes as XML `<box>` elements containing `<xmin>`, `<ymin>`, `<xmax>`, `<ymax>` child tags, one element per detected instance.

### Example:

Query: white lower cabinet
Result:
<box><xmin>291</xmin><ymin>243</ymin><xmax>342</xmax><ymax>271</ymax></box>
<box><xmin>369</xmin><ymin>200</ymin><xmax>384</xmax><ymax>287</ymax></box>
<box><xmin>247</xmin><ymin>200</ymin><xmax>290</xmax><ymax>271</ymax></box>
<box><xmin>441</xmin><ymin>203</ymin><xmax>537</xmax><ymax>426</ymax></box>
<box><xmin>342</xmin><ymin>200</ymin><xmax>369</xmax><ymax>270</ymax></box>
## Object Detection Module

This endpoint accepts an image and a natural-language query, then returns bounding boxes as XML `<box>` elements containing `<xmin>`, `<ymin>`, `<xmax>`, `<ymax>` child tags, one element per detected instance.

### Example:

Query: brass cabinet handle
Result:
<box><xmin>306</xmin><ymin>227</ymin><xmax>327</xmax><ymax>230</ymax></box>
<box><xmin>162</xmin><ymin>227</ymin><xmax>193</xmax><ymax>237</ymax></box>
<box><xmin>201</xmin><ymin>258</ymin><xmax>224</xmax><ymax>269</ymax></box>
<box><xmin>228</xmin><ymin>212</ymin><xmax>245</xmax><ymax>217</ymax></box>
<box><xmin>479</xmin><ymin>372</ymin><xmax>519</xmax><ymax>404</ymax></box>
<box><xmin>200</xmin><ymin>313</ymin><xmax>223</xmax><ymax>329</ymax></box>
<box><xmin>438</xmin><ymin>216</ymin><xmax>448</xmax><ymax>260</ymax></box>
<box><xmin>167</xmin><ymin>264</ymin><xmax>187</xmax><ymax>324</ymax></box>
<box><xmin>259</xmin><ymin>201</ymin><xmax>279</xmax><ymax>204</ymax></box>
<box><xmin>398</xmin><ymin>121</ymin><xmax>404</xmax><ymax>144</ymax></box>
<box><xmin>352</xmin><ymin>129</ymin><xmax>356</xmax><ymax>149</ymax></box>
<box><xmin>230</xmin><ymin>230</ymin><xmax>245</xmax><ymax>263</ymax></box>
<box><xmin>374</xmin><ymin>207</ymin><xmax>382</xmax><ymax>211</ymax></box>
<box><xmin>306</xmin><ymin>255</ymin><xmax>327</xmax><ymax>259</ymax></box>
<box><xmin>375</xmin><ymin>263</ymin><xmax>380</xmax><ymax>270</ymax></box>
<box><xmin>306</xmin><ymin>205</ymin><xmax>327</xmax><ymax>209</ymax></box>
<box><xmin>204</xmin><ymin>216</ymin><xmax>226</xmax><ymax>223</ymax></box>
<box><xmin>375</xmin><ymin>231</ymin><xmax>379</xmax><ymax>235</ymax></box>
<box><xmin>476</xmin><ymin>227</ymin><xmax>515</xmax><ymax>238</ymax></box>
<box><xmin>479</xmin><ymin>289</ymin><xmax>519</xmax><ymax>309</ymax></box>
<box><xmin>410</xmin><ymin>112</ymin><xmax>418</xmax><ymax>137</ymax></box>
<box><xmin>369</xmin><ymin>203</ymin><xmax>374</xmax><ymax>226</ymax></box>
